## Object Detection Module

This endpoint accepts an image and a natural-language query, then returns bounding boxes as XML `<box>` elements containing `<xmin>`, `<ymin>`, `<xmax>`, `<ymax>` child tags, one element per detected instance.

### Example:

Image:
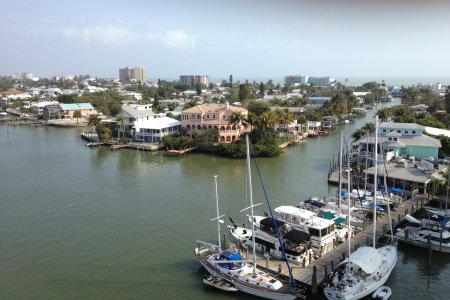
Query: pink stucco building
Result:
<box><xmin>181</xmin><ymin>102</ymin><xmax>249</xmax><ymax>142</ymax></box>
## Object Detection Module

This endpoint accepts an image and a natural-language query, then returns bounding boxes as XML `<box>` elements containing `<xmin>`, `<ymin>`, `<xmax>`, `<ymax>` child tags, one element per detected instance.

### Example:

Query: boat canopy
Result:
<box><xmin>283</xmin><ymin>229</ymin><xmax>310</xmax><ymax>243</ymax></box>
<box><xmin>219</xmin><ymin>249</ymin><xmax>243</xmax><ymax>261</ymax></box>
<box><xmin>275</xmin><ymin>206</ymin><xmax>315</xmax><ymax>219</ymax></box>
<box><xmin>343</xmin><ymin>246</ymin><xmax>383</xmax><ymax>274</ymax></box>
<box><xmin>260</xmin><ymin>217</ymin><xmax>285</xmax><ymax>229</ymax></box>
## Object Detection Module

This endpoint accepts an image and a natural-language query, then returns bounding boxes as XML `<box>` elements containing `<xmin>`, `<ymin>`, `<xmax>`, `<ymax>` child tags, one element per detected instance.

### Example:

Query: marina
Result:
<box><xmin>1</xmin><ymin>98</ymin><xmax>450</xmax><ymax>300</ymax></box>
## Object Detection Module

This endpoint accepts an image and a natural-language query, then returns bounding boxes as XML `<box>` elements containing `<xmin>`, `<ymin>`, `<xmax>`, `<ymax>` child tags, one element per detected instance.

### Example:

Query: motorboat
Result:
<box><xmin>372</xmin><ymin>286</ymin><xmax>392</xmax><ymax>299</ymax></box>
<box><xmin>203</xmin><ymin>274</ymin><xmax>238</xmax><ymax>292</ymax></box>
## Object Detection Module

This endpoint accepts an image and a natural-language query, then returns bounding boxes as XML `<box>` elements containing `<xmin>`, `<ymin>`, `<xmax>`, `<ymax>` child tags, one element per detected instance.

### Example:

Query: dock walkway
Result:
<box><xmin>246</xmin><ymin>195</ymin><xmax>427</xmax><ymax>287</ymax></box>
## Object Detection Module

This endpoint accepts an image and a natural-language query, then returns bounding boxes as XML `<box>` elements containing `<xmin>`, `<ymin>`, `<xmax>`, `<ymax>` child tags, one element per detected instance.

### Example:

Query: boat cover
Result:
<box><xmin>219</xmin><ymin>249</ymin><xmax>243</xmax><ymax>261</ymax></box>
<box><xmin>343</xmin><ymin>246</ymin><xmax>383</xmax><ymax>274</ymax></box>
<box><xmin>317</xmin><ymin>211</ymin><xmax>336</xmax><ymax>220</ymax></box>
<box><xmin>283</xmin><ymin>229</ymin><xmax>310</xmax><ymax>243</ymax></box>
<box><xmin>404</xmin><ymin>214</ymin><xmax>420</xmax><ymax>224</ymax></box>
<box><xmin>334</xmin><ymin>217</ymin><xmax>347</xmax><ymax>226</ymax></box>
<box><xmin>275</xmin><ymin>206</ymin><xmax>315</xmax><ymax>219</ymax></box>
<box><xmin>260</xmin><ymin>217</ymin><xmax>285</xmax><ymax>229</ymax></box>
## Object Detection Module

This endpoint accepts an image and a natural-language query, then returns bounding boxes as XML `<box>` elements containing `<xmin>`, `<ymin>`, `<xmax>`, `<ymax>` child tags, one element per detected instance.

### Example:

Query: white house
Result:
<box><xmin>134</xmin><ymin>116</ymin><xmax>181</xmax><ymax>143</ymax></box>
<box><xmin>117</xmin><ymin>104</ymin><xmax>157</xmax><ymax>134</ymax></box>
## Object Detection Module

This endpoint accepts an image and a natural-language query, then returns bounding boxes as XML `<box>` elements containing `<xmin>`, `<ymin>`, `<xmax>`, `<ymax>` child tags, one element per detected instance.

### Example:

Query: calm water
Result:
<box><xmin>1</xmin><ymin>100</ymin><xmax>449</xmax><ymax>299</ymax></box>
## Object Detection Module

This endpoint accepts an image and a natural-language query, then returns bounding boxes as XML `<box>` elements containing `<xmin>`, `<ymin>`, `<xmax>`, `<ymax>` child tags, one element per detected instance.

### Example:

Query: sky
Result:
<box><xmin>1</xmin><ymin>0</ymin><xmax>450</xmax><ymax>81</ymax></box>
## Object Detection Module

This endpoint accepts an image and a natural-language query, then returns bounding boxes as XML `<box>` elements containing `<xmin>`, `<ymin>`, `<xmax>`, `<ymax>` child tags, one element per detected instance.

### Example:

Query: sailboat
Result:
<box><xmin>194</xmin><ymin>135</ymin><xmax>304</xmax><ymax>300</ymax></box>
<box><xmin>324</xmin><ymin>116</ymin><xmax>397</xmax><ymax>300</ymax></box>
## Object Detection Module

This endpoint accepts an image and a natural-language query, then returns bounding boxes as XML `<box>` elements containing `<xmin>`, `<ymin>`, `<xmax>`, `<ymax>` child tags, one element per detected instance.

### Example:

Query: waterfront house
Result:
<box><xmin>181</xmin><ymin>102</ymin><xmax>249</xmax><ymax>143</ymax></box>
<box><xmin>60</xmin><ymin>103</ymin><xmax>97</xmax><ymax>119</ymax></box>
<box><xmin>117</xmin><ymin>104</ymin><xmax>156</xmax><ymax>134</ymax></box>
<box><xmin>133</xmin><ymin>116</ymin><xmax>181</xmax><ymax>143</ymax></box>
<box><xmin>32</xmin><ymin>101</ymin><xmax>60</xmax><ymax>117</ymax></box>
<box><xmin>411</xmin><ymin>104</ymin><xmax>429</xmax><ymax>114</ymax></box>
<box><xmin>354</xmin><ymin>122</ymin><xmax>442</xmax><ymax>163</ymax></box>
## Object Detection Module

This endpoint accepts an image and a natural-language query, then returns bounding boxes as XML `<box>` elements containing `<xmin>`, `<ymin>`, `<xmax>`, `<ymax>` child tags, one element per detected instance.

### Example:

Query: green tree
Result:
<box><xmin>239</xmin><ymin>83</ymin><xmax>252</xmax><ymax>101</ymax></box>
<box><xmin>196</xmin><ymin>82</ymin><xmax>202</xmax><ymax>96</ymax></box>
<box><xmin>230</xmin><ymin>111</ymin><xmax>249</xmax><ymax>128</ymax></box>
<box><xmin>351</xmin><ymin>128</ymin><xmax>367</xmax><ymax>141</ymax></box>
<box><xmin>446</xmin><ymin>85</ymin><xmax>450</xmax><ymax>113</ymax></box>
<box><xmin>247</xmin><ymin>101</ymin><xmax>270</xmax><ymax>115</ymax></box>
<box><xmin>73</xmin><ymin>110</ymin><xmax>82</xmax><ymax>124</ymax></box>
<box><xmin>259</xmin><ymin>82</ymin><xmax>264</xmax><ymax>97</ymax></box>
<box><xmin>377</xmin><ymin>108</ymin><xmax>392</xmax><ymax>122</ymax></box>
<box><xmin>88</xmin><ymin>114</ymin><xmax>101</xmax><ymax>134</ymax></box>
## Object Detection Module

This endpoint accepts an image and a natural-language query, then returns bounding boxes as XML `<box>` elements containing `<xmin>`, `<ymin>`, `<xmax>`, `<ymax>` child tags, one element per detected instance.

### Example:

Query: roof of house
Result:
<box><xmin>356</xmin><ymin>134</ymin><xmax>441</xmax><ymax>148</ymax></box>
<box><xmin>60</xmin><ymin>103</ymin><xmax>94</xmax><ymax>110</ymax></box>
<box><xmin>0</xmin><ymin>89</ymin><xmax>23</xmax><ymax>95</ymax></box>
<box><xmin>364</xmin><ymin>162</ymin><xmax>434</xmax><ymax>184</ymax></box>
<box><xmin>133</xmin><ymin>117</ymin><xmax>181</xmax><ymax>130</ymax></box>
<box><xmin>379</xmin><ymin>122</ymin><xmax>425</xmax><ymax>130</ymax></box>
<box><xmin>425</xmin><ymin>126</ymin><xmax>450</xmax><ymax>138</ymax></box>
<box><xmin>120</xmin><ymin>104</ymin><xmax>156</xmax><ymax>118</ymax></box>
<box><xmin>182</xmin><ymin>102</ymin><xmax>247</xmax><ymax>114</ymax></box>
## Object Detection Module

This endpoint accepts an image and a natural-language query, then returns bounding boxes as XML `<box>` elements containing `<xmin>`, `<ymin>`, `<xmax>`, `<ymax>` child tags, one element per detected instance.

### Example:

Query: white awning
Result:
<box><xmin>343</xmin><ymin>246</ymin><xmax>383</xmax><ymax>274</ymax></box>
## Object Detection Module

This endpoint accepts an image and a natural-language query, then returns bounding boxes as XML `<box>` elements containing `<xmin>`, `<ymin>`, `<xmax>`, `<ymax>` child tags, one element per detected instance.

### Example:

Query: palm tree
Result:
<box><xmin>230</xmin><ymin>111</ymin><xmax>249</xmax><ymax>130</ymax></box>
<box><xmin>362</xmin><ymin>122</ymin><xmax>375</xmax><ymax>134</ymax></box>
<box><xmin>88</xmin><ymin>114</ymin><xmax>101</xmax><ymax>134</ymax></box>
<box><xmin>116</xmin><ymin>115</ymin><xmax>126</xmax><ymax>138</ymax></box>
<box><xmin>351</xmin><ymin>128</ymin><xmax>368</xmax><ymax>141</ymax></box>
<box><xmin>73</xmin><ymin>110</ymin><xmax>82</xmax><ymax>124</ymax></box>
<box><xmin>377</xmin><ymin>108</ymin><xmax>392</xmax><ymax>122</ymax></box>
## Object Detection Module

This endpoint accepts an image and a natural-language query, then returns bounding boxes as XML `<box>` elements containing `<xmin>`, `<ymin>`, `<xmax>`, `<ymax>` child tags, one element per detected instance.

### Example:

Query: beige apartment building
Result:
<box><xmin>119</xmin><ymin>66</ymin><xmax>146</xmax><ymax>82</ymax></box>
<box><xmin>179</xmin><ymin>75</ymin><xmax>209</xmax><ymax>86</ymax></box>
<box><xmin>181</xmin><ymin>102</ymin><xmax>249</xmax><ymax>143</ymax></box>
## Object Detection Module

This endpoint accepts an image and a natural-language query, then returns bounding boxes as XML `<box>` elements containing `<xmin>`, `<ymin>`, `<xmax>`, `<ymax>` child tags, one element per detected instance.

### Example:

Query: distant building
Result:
<box><xmin>284</xmin><ymin>75</ymin><xmax>309</xmax><ymax>86</ymax></box>
<box><xmin>179</xmin><ymin>75</ymin><xmax>209</xmax><ymax>86</ymax></box>
<box><xmin>119</xmin><ymin>66</ymin><xmax>146</xmax><ymax>82</ymax></box>
<box><xmin>60</xmin><ymin>103</ymin><xmax>97</xmax><ymax>119</ymax></box>
<box><xmin>117</xmin><ymin>104</ymin><xmax>156</xmax><ymax>133</ymax></box>
<box><xmin>308</xmin><ymin>76</ymin><xmax>334</xmax><ymax>86</ymax></box>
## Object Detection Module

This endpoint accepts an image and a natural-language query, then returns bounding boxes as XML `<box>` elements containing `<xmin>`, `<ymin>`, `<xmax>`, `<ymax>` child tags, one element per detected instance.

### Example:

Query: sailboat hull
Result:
<box><xmin>324</xmin><ymin>245</ymin><xmax>397</xmax><ymax>300</ymax></box>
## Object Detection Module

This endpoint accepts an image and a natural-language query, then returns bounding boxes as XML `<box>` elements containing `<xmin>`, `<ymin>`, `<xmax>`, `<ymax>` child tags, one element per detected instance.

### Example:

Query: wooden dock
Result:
<box><xmin>245</xmin><ymin>194</ymin><xmax>428</xmax><ymax>288</ymax></box>
<box><xmin>167</xmin><ymin>146</ymin><xmax>197</xmax><ymax>155</ymax></box>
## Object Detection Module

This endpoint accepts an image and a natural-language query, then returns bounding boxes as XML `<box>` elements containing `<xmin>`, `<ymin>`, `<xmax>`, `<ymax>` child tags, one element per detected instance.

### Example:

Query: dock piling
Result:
<box><xmin>311</xmin><ymin>266</ymin><xmax>317</xmax><ymax>296</ymax></box>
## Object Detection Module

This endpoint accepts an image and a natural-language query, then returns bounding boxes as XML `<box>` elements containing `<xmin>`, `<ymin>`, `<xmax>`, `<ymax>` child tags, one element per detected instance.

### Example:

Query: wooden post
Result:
<box><xmin>312</xmin><ymin>266</ymin><xmax>317</xmax><ymax>296</ymax></box>
<box><xmin>405</xmin><ymin>228</ymin><xmax>409</xmax><ymax>241</ymax></box>
<box><xmin>383</xmin><ymin>224</ymin><xmax>387</xmax><ymax>237</ymax></box>
<box><xmin>367</xmin><ymin>236</ymin><xmax>370</xmax><ymax>246</ymax></box>
<box><xmin>331</xmin><ymin>260</ymin><xmax>334</xmax><ymax>272</ymax></box>
<box><xmin>324</xmin><ymin>265</ymin><xmax>328</xmax><ymax>280</ymax></box>
<box><xmin>342</xmin><ymin>252</ymin><xmax>345</xmax><ymax>261</ymax></box>
<box><xmin>266</xmin><ymin>256</ymin><xmax>269</xmax><ymax>269</ymax></box>
<box><xmin>302</xmin><ymin>257</ymin><xmax>306</xmax><ymax>269</ymax></box>
<box><xmin>427</xmin><ymin>234</ymin><xmax>432</xmax><ymax>267</ymax></box>
<box><xmin>440</xmin><ymin>231</ymin><xmax>443</xmax><ymax>253</ymax></box>
<box><xmin>223</xmin><ymin>233</ymin><xmax>227</xmax><ymax>250</ymax></box>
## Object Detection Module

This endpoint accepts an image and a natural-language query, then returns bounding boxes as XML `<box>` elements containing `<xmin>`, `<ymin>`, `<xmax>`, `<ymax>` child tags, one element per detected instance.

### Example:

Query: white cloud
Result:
<box><xmin>61</xmin><ymin>26</ymin><xmax>197</xmax><ymax>49</ymax></box>
<box><xmin>160</xmin><ymin>30</ymin><xmax>197</xmax><ymax>49</ymax></box>
<box><xmin>63</xmin><ymin>25</ymin><xmax>138</xmax><ymax>44</ymax></box>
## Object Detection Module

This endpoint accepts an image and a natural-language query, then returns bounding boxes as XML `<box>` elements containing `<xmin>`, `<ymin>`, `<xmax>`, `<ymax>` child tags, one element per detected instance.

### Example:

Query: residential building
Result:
<box><xmin>60</xmin><ymin>103</ymin><xmax>97</xmax><ymax>118</ymax></box>
<box><xmin>307</xmin><ymin>96</ymin><xmax>331</xmax><ymax>106</ymax></box>
<box><xmin>43</xmin><ymin>104</ymin><xmax>63</xmax><ymax>120</ymax></box>
<box><xmin>117</xmin><ymin>104</ymin><xmax>156</xmax><ymax>133</ymax></box>
<box><xmin>354</xmin><ymin>122</ymin><xmax>442</xmax><ymax>162</ymax></box>
<box><xmin>179</xmin><ymin>75</ymin><xmax>209</xmax><ymax>86</ymax></box>
<box><xmin>411</xmin><ymin>104</ymin><xmax>429</xmax><ymax>114</ymax></box>
<box><xmin>31</xmin><ymin>101</ymin><xmax>60</xmax><ymax>116</ymax></box>
<box><xmin>119</xmin><ymin>66</ymin><xmax>146</xmax><ymax>82</ymax></box>
<box><xmin>181</xmin><ymin>102</ymin><xmax>249</xmax><ymax>143</ymax></box>
<box><xmin>285</xmin><ymin>75</ymin><xmax>301</xmax><ymax>86</ymax></box>
<box><xmin>134</xmin><ymin>116</ymin><xmax>181</xmax><ymax>143</ymax></box>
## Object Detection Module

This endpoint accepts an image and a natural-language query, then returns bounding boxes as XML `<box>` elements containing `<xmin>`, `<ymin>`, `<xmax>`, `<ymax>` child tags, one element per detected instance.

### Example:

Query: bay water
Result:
<box><xmin>1</xmin><ymin>101</ymin><xmax>449</xmax><ymax>299</ymax></box>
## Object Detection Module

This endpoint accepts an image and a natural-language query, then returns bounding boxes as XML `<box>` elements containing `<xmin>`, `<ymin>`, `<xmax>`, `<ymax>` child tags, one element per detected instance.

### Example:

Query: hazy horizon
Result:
<box><xmin>1</xmin><ymin>0</ymin><xmax>450</xmax><ymax>79</ymax></box>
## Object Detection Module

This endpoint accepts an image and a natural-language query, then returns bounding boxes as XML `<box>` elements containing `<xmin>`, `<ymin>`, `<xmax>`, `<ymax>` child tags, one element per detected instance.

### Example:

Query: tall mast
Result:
<box><xmin>373</xmin><ymin>116</ymin><xmax>378</xmax><ymax>248</ymax></box>
<box><xmin>338</xmin><ymin>131</ymin><xmax>343</xmax><ymax>216</ymax></box>
<box><xmin>245</xmin><ymin>135</ymin><xmax>257</xmax><ymax>274</ymax></box>
<box><xmin>347</xmin><ymin>162</ymin><xmax>352</xmax><ymax>272</ymax></box>
<box><xmin>214</xmin><ymin>175</ymin><xmax>221</xmax><ymax>250</ymax></box>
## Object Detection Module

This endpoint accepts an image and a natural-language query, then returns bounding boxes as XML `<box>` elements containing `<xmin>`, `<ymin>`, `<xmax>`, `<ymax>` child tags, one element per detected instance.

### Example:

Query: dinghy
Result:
<box><xmin>372</xmin><ymin>286</ymin><xmax>392</xmax><ymax>299</ymax></box>
<box><xmin>203</xmin><ymin>275</ymin><xmax>238</xmax><ymax>292</ymax></box>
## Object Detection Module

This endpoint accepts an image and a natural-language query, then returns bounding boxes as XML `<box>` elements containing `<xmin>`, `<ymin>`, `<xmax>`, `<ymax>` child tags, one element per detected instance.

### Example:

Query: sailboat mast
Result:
<box><xmin>373</xmin><ymin>116</ymin><xmax>378</xmax><ymax>248</ymax></box>
<box><xmin>347</xmin><ymin>163</ymin><xmax>352</xmax><ymax>272</ymax></box>
<box><xmin>245</xmin><ymin>135</ymin><xmax>257</xmax><ymax>274</ymax></box>
<box><xmin>338</xmin><ymin>131</ymin><xmax>343</xmax><ymax>216</ymax></box>
<box><xmin>214</xmin><ymin>175</ymin><xmax>221</xmax><ymax>250</ymax></box>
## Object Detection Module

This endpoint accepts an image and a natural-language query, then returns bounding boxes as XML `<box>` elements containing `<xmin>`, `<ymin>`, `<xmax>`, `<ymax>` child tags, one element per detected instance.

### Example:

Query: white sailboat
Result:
<box><xmin>195</xmin><ymin>135</ymin><xmax>305</xmax><ymax>300</ymax></box>
<box><xmin>324</xmin><ymin>116</ymin><xmax>398</xmax><ymax>300</ymax></box>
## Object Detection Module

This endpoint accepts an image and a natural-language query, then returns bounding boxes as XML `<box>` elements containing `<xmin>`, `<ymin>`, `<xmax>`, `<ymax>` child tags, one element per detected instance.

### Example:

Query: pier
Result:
<box><xmin>242</xmin><ymin>194</ymin><xmax>428</xmax><ymax>291</ymax></box>
<box><xmin>167</xmin><ymin>146</ymin><xmax>198</xmax><ymax>155</ymax></box>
